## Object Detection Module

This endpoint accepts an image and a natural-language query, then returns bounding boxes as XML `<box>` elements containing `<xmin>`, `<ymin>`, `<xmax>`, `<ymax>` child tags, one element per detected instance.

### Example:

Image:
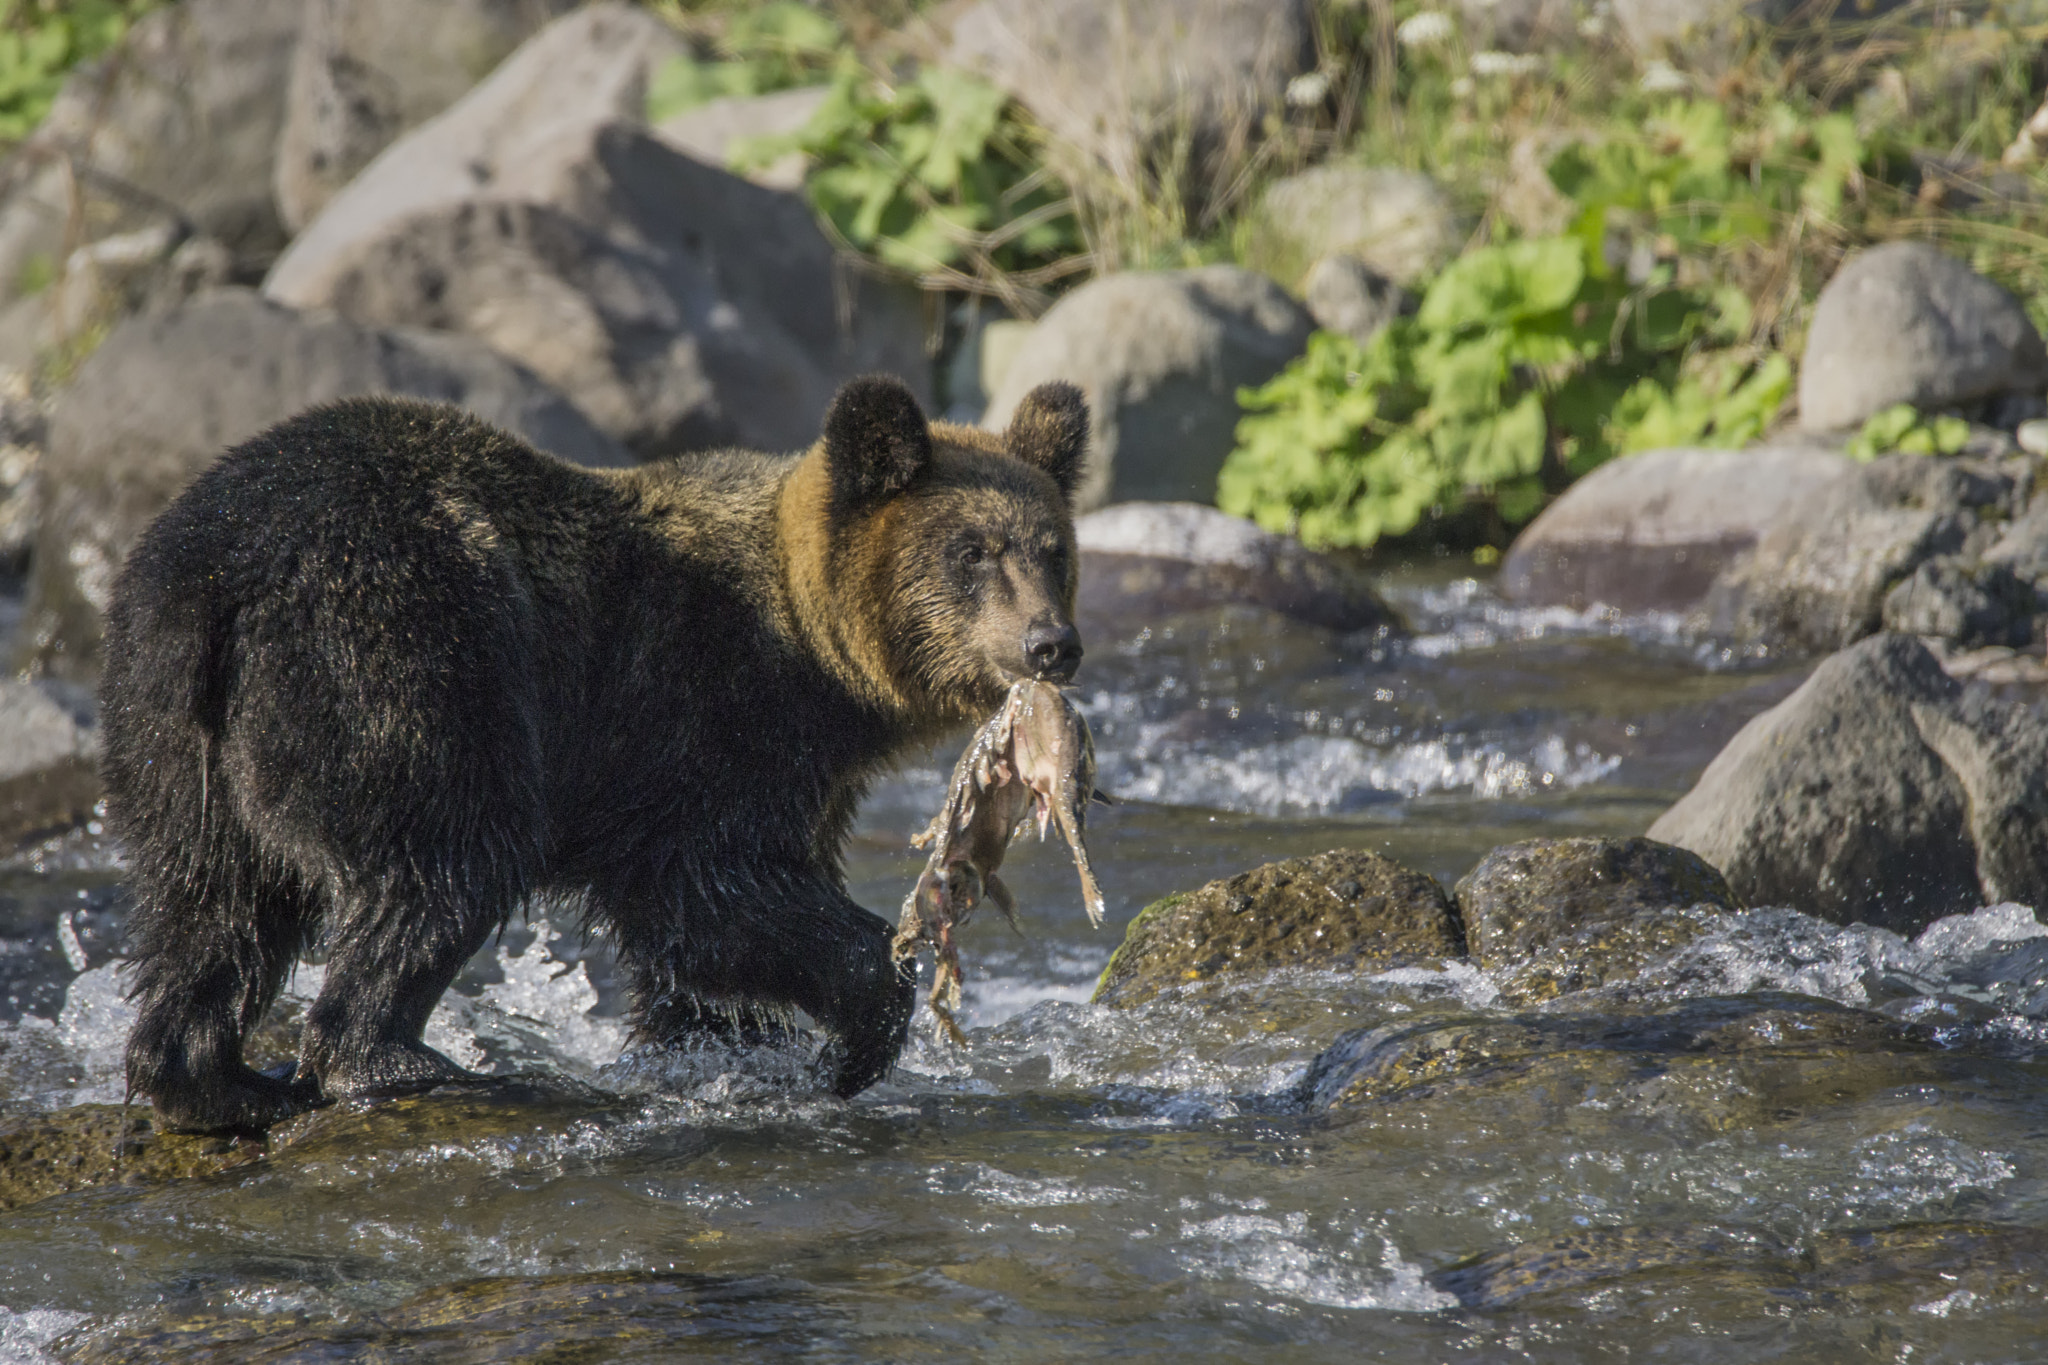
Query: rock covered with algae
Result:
<box><xmin>1091</xmin><ymin>848</ymin><xmax>1462</xmax><ymax>1008</ymax></box>
<box><xmin>0</xmin><ymin>1104</ymin><xmax>262</xmax><ymax>1210</ymax></box>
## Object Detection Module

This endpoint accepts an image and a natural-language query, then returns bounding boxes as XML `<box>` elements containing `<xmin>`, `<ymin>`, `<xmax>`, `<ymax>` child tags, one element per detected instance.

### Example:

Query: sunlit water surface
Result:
<box><xmin>2</xmin><ymin>567</ymin><xmax>2045</xmax><ymax>1362</ymax></box>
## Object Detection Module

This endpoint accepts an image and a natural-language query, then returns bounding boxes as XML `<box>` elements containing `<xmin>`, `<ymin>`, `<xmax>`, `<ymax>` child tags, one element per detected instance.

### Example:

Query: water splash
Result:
<box><xmin>0</xmin><ymin>1306</ymin><xmax>89</xmax><ymax>1365</ymax></box>
<box><xmin>1177</xmin><ymin>1207</ymin><xmax>1455</xmax><ymax>1311</ymax></box>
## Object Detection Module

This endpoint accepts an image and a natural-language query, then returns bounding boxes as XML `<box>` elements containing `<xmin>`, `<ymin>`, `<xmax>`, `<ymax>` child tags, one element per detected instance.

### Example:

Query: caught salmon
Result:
<box><xmin>892</xmin><ymin>680</ymin><xmax>1107</xmax><ymax>1043</ymax></box>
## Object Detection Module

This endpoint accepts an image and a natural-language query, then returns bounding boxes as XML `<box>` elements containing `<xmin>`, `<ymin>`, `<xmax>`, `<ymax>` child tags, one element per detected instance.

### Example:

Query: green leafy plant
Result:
<box><xmin>1218</xmin><ymin>234</ymin><xmax>1789</xmax><ymax>550</ymax></box>
<box><xmin>0</xmin><ymin>0</ymin><xmax>157</xmax><ymax>143</ymax></box>
<box><xmin>1846</xmin><ymin>403</ymin><xmax>1972</xmax><ymax>461</ymax></box>
<box><xmin>739</xmin><ymin>54</ymin><xmax>1087</xmax><ymax>305</ymax></box>
<box><xmin>644</xmin><ymin>2</ymin><xmax>841</xmax><ymax>121</ymax></box>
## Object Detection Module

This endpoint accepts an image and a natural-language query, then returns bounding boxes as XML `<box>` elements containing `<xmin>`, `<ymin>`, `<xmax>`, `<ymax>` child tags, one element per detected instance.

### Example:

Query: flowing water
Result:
<box><xmin>3</xmin><ymin>567</ymin><xmax>2047</xmax><ymax>1362</ymax></box>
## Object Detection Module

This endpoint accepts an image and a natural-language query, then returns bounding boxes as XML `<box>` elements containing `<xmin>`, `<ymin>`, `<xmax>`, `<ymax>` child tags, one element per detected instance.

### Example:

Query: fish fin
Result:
<box><xmin>988</xmin><ymin>874</ymin><xmax>1025</xmax><ymax>936</ymax></box>
<box><xmin>1091</xmin><ymin>787</ymin><xmax>1115</xmax><ymax>806</ymax></box>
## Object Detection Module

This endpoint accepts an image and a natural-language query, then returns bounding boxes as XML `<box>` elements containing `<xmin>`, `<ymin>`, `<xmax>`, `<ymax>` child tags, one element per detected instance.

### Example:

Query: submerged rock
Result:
<box><xmin>0</xmin><ymin>1105</ymin><xmax>261</xmax><ymax>1211</ymax></box>
<box><xmin>1455</xmin><ymin>836</ymin><xmax>1738</xmax><ymax>1002</ymax></box>
<box><xmin>1499</xmin><ymin>441</ymin><xmax>1851</xmax><ymax>613</ymax></box>
<box><xmin>1702</xmin><ymin>453</ymin><xmax>2022</xmax><ymax>654</ymax></box>
<box><xmin>1648</xmin><ymin>633</ymin><xmax>2048</xmax><ymax>933</ymax></box>
<box><xmin>25</xmin><ymin>287</ymin><xmax>630</xmax><ymax>677</ymax></box>
<box><xmin>1433</xmin><ymin>1219</ymin><xmax>2048</xmax><ymax>1313</ymax></box>
<box><xmin>1091</xmin><ymin>849</ymin><xmax>1460</xmax><ymax>1008</ymax></box>
<box><xmin>1074</xmin><ymin>501</ymin><xmax>1404</xmax><ymax>634</ymax></box>
<box><xmin>981</xmin><ymin>267</ymin><xmax>1313</xmax><ymax>511</ymax></box>
<box><xmin>1800</xmin><ymin>242</ymin><xmax>2048</xmax><ymax>433</ymax></box>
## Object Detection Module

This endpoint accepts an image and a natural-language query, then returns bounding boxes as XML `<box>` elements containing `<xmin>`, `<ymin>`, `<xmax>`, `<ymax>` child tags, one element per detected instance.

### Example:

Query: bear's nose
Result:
<box><xmin>1023</xmin><ymin>622</ymin><xmax>1082</xmax><ymax>681</ymax></box>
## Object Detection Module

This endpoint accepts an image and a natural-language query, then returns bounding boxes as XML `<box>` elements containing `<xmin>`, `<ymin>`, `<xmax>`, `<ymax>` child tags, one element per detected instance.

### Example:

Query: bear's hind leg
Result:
<box><xmin>299</xmin><ymin>880</ymin><xmax>503</xmax><ymax>1100</ymax></box>
<box><xmin>124</xmin><ymin>864</ymin><xmax>323</xmax><ymax>1134</ymax></box>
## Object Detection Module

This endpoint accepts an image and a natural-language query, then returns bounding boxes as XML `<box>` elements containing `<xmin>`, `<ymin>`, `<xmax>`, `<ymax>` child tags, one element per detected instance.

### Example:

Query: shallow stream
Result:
<box><xmin>3</xmin><ymin>568</ymin><xmax>2047</xmax><ymax>1362</ymax></box>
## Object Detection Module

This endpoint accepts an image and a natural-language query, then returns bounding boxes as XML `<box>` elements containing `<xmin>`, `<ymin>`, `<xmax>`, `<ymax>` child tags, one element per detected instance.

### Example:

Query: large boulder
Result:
<box><xmin>1075</xmin><ymin>501</ymin><xmax>1404</xmax><ymax>634</ymax></box>
<box><xmin>981</xmin><ymin>267</ymin><xmax>1313</xmax><ymax>510</ymax></box>
<box><xmin>653</xmin><ymin>86</ymin><xmax>829</xmax><ymax>191</ymax></box>
<box><xmin>1799</xmin><ymin>242</ymin><xmax>2048</xmax><ymax>433</ymax></box>
<box><xmin>1245</xmin><ymin>166</ymin><xmax>1461</xmax><ymax>289</ymax></box>
<box><xmin>274</xmin><ymin>0</ymin><xmax>582</xmax><ymax>232</ymax></box>
<box><xmin>0</xmin><ymin>0</ymin><xmax>303</xmax><ymax>316</ymax></box>
<box><xmin>946</xmin><ymin>0</ymin><xmax>1312</xmax><ymax>213</ymax></box>
<box><xmin>1500</xmin><ymin>441</ymin><xmax>1853</xmax><ymax>613</ymax></box>
<box><xmin>1092</xmin><ymin>849</ymin><xmax>1461</xmax><ymax>1008</ymax></box>
<box><xmin>0</xmin><ymin>680</ymin><xmax>100</xmax><ymax>848</ymax></box>
<box><xmin>1454</xmin><ymin>836</ymin><xmax>1739</xmax><ymax>1002</ymax></box>
<box><xmin>1648</xmin><ymin>633</ymin><xmax>2048</xmax><ymax>933</ymax></box>
<box><xmin>266</xmin><ymin>4</ymin><xmax>929</xmax><ymax>458</ymax></box>
<box><xmin>23</xmin><ymin>288</ymin><xmax>630</xmax><ymax>678</ymax></box>
<box><xmin>1701</xmin><ymin>453</ymin><xmax>2023</xmax><ymax>653</ymax></box>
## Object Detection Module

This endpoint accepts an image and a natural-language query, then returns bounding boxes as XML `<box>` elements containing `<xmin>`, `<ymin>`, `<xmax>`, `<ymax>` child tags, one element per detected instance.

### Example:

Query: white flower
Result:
<box><xmin>1286</xmin><ymin>70</ymin><xmax>1333</xmax><ymax>107</ymax></box>
<box><xmin>1469</xmin><ymin>50</ymin><xmax>1540</xmax><ymax>77</ymax></box>
<box><xmin>1396</xmin><ymin>11</ymin><xmax>1456</xmax><ymax>46</ymax></box>
<box><xmin>1638</xmin><ymin>59</ymin><xmax>1689</xmax><ymax>94</ymax></box>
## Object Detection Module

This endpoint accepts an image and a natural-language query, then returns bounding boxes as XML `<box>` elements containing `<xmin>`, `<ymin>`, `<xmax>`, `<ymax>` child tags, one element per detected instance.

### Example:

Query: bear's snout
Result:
<box><xmin>1023</xmin><ymin>621</ymin><xmax>1083</xmax><ymax>681</ymax></box>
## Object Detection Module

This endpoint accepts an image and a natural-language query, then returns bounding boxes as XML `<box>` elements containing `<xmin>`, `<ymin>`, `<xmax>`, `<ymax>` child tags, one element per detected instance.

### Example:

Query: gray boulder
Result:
<box><xmin>947</xmin><ymin>0</ymin><xmax>1311</xmax><ymax>212</ymax></box>
<box><xmin>1075</xmin><ymin>501</ymin><xmax>1403</xmax><ymax>634</ymax></box>
<box><xmin>23</xmin><ymin>288</ymin><xmax>630</xmax><ymax>678</ymax></box>
<box><xmin>1092</xmin><ymin>849</ymin><xmax>1461</xmax><ymax>1008</ymax></box>
<box><xmin>1455</xmin><ymin>836</ymin><xmax>1739</xmax><ymax>1002</ymax></box>
<box><xmin>1881</xmin><ymin>558</ymin><xmax>2038</xmax><ymax>649</ymax></box>
<box><xmin>1702</xmin><ymin>453</ymin><xmax>2023</xmax><ymax>653</ymax></box>
<box><xmin>0</xmin><ymin>0</ymin><xmax>303</xmax><ymax>316</ymax></box>
<box><xmin>0</xmin><ymin>680</ymin><xmax>99</xmax><ymax>848</ymax></box>
<box><xmin>275</xmin><ymin>0</ymin><xmax>582</xmax><ymax>232</ymax></box>
<box><xmin>981</xmin><ymin>267</ymin><xmax>1312</xmax><ymax>510</ymax></box>
<box><xmin>1648</xmin><ymin>633</ymin><xmax>2048</xmax><ymax>933</ymax></box>
<box><xmin>1302</xmin><ymin>255</ymin><xmax>1413</xmax><ymax>347</ymax></box>
<box><xmin>1247</xmin><ymin>166</ymin><xmax>1460</xmax><ymax>289</ymax></box>
<box><xmin>266</xmin><ymin>4</ymin><xmax>928</xmax><ymax>457</ymax></box>
<box><xmin>1501</xmin><ymin>441</ymin><xmax>1852</xmax><ymax>613</ymax></box>
<box><xmin>1799</xmin><ymin>242</ymin><xmax>2048</xmax><ymax>433</ymax></box>
<box><xmin>654</xmin><ymin>86</ymin><xmax>829</xmax><ymax>191</ymax></box>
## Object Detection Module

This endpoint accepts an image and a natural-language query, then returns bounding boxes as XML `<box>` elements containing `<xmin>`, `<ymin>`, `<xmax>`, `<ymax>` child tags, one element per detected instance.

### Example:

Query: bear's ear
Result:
<box><xmin>823</xmin><ymin>375</ymin><xmax>933</xmax><ymax>517</ymax></box>
<box><xmin>1004</xmin><ymin>382</ymin><xmax>1089</xmax><ymax>502</ymax></box>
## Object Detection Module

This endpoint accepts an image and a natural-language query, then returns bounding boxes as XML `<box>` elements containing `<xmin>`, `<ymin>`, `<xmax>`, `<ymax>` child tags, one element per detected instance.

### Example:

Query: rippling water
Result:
<box><xmin>3</xmin><ymin>567</ymin><xmax>2045</xmax><ymax>1362</ymax></box>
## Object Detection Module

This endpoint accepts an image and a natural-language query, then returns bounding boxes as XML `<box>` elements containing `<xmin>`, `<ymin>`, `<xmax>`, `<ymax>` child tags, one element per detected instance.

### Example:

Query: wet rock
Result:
<box><xmin>1799</xmin><ymin>242</ymin><xmax>2048</xmax><ymax>433</ymax></box>
<box><xmin>947</xmin><ymin>0</ymin><xmax>1312</xmax><ymax>212</ymax></box>
<box><xmin>24</xmin><ymin>287</ymin><xmax>631</xmax><ymax>677</ymax></box>
<box><xmin>654</xmin><ymin>85</ymin><xmax>829</xmax><ymax>191</ymax></box>
<box><xmin>1648</xmin><ymin>632</ymin><xmax>2048</xmax><ymax>932</ymax></box>
<box><xmin>266</xmin><ymin>4</ymin><xmax>929</xmax><ymax>458</ymax></box>
<box><xmin>1455</xmin><ymin>836</ymin><xmax>1738</xmax><ymax>1002</ymax></box>
<box><xmin>982</xmin><ymin>267</ymin><xmax>1313</xmax><ymax>511</ymax></box>
<box><xmin>269</xmin><ymin>1077</ymin><xmax>630</xmax><ymax>1168</ymax></box>
<box><xmin>275</xmin><ymin>0</ymin><xmax>582</xmax><ymax>232</ymax></box>
<box><xmin>1092</xmin><ymin>849</ymin><xmax>1460</xmax><ymax>1008</ymax></box>
<box><xmin>1304</xmin><ymin>993</ymin><xmax>1938</xmax><ymax>1113</ymax></box>
<box><xmin>0</xmin><ymin>680</ymin><xmax>100</xmax><ymax>848</ymax></box>
<box><xmin>1702</xmin><ymin>453</ymin><xmax>2020</xmax><ymax>654</ymax></box>
<box><xmin>0</xmin><ymin>1104</ymin><xmax>261</xmax><ymax>1211</ymax></box>
<box><xmin>1431</xmin><ymin>1219</ymin><xmax>2048</xmax><ymax>1312</ymax></box>
<box><xmin>1501</xmin><ymin>441</ymin><xmax>1852</xmax><ymax>613</ymax></box>
<box><xmin>1882</xmin><ymin>557</ymin><xmax>2039</xmax><ymax>648</ymax></box>
<box><xmin>0</xmin><ymin>0</ymin><xmax>302</xmax><ymax>316</ymax></box>
<box><xmin>1302</xmin><ymin>255</ymin><xmax>1414</xmax><ymax>348</ymax></box>
<box><xmin>1432</xmin><ymin>1223</ymin><xmax>1798</xmax><ymax>1308</ymax></box>
<box><xmin>1075</xmin><ymin>501</ymin><xmax>1404</xmax><ymax>634</ymax></box>
<box><xmin>1246</xmin><ymin>166</ymin><xmax>1461</xmax><ymax>289</ymax></box>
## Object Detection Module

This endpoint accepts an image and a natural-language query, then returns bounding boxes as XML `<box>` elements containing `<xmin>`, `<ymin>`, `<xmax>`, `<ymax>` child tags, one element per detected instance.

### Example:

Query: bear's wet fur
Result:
<box><xmin>100</xmin><ymin>376</ymin><xmax>1090</xmax><ymax>1133</ymax></box>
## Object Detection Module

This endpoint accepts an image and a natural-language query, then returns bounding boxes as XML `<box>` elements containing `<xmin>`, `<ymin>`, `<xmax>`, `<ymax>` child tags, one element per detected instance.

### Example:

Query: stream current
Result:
<box><xmin>1</xmin><ymin>567</ymin><xmax>2046</xmax><ymax>1361</ymax></box>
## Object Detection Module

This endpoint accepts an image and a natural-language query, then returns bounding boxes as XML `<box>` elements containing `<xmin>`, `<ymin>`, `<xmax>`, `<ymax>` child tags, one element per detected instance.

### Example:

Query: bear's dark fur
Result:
<box><xmin>100</xmin><ymin>376</ymin><xmax>1090</xmax><ymax>1133</ymax></box>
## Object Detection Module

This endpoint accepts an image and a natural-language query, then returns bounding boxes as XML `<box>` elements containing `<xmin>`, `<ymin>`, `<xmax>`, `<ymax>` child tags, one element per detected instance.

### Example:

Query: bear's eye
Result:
<box><xmin>958</xmin><ymin>542</ymin><xmax>987</xmax><ymax>569</ymax></box>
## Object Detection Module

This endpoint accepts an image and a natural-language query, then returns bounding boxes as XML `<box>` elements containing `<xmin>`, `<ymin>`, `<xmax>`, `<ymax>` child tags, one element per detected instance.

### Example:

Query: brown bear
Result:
<box><xmin>99</xmin><ymin>376</ymin><xmax>1088</xmax><ymax>1133</ymax></box>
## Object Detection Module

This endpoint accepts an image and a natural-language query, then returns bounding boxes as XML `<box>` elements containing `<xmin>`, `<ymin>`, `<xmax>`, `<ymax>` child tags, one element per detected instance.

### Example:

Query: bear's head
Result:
<box><xmin>799</xmin><ymin>374</ymin><xmax>1090</xmax><ymax>724</ymax></box>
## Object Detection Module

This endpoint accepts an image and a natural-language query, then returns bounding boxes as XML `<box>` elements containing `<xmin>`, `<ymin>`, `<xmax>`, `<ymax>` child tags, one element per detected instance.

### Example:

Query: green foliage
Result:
<box><xmin>645</xmin><ymin>2</ymin><xmax>841</xmax><ymax>121</ymax></box>
<box><xmin>1846</xmin><ymin>404</ymin><xmax>1972</xmax><ymax>462</ymax></box>
<box><xmin>740</xmin><ymin>54</ymin><xmax>1083</xmax><ymax>288</ymax></box>
<box><xmin>0</xmin><ymin>0</ymin><xmax>156</xmax><ymax>143</ymax></box>
<box><xmin>1219</xmin><ymin>234</ymin><xmax>1788</xmax><ymax>550</ymax></box>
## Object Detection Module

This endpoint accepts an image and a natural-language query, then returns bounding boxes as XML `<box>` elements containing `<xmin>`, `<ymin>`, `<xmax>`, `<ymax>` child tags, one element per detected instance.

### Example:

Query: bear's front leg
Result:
<box><xmin>613</xmin><ymin>888</ymin><xmax>914</xmax><ymax>1097</ymax></box>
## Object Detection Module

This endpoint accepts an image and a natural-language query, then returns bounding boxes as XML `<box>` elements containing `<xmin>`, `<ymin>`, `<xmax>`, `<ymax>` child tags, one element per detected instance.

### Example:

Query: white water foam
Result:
<box><xmin>0</xmin><ymin>1307</ymin><xmax>88</xmax><ymax>1365</ymax></box>
<box><xmin>1176</xmin><ymin>1208</ymin><xmax>1455</xmax><ymax>1312</ymax></box>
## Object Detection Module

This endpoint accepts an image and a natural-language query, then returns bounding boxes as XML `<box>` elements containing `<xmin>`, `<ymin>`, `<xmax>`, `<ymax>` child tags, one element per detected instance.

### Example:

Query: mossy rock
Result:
<box><xmin>1092</xmin><ymin>849</ymin><xmax>1461</xmax><ymax>1008</ymax></box>
<box><xmin>1454</xmin><ymin>836</ymin><xmax>1738</xmax><ymax>1003</ymax></box>
<box><xmin>1301</xmin><ymin>993</ymin><xmax>1944</xmax><ymax>1119</ymax></box>
<box><xmin>1431</xmin><ymin>1223</ymin><xmax>1799</xmax><ymax>1309</ymax></box>
<box><xmin>0</xmin><ymin>1104</ymin><xmax>264</xmax><ymax>1210</ymax></box>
